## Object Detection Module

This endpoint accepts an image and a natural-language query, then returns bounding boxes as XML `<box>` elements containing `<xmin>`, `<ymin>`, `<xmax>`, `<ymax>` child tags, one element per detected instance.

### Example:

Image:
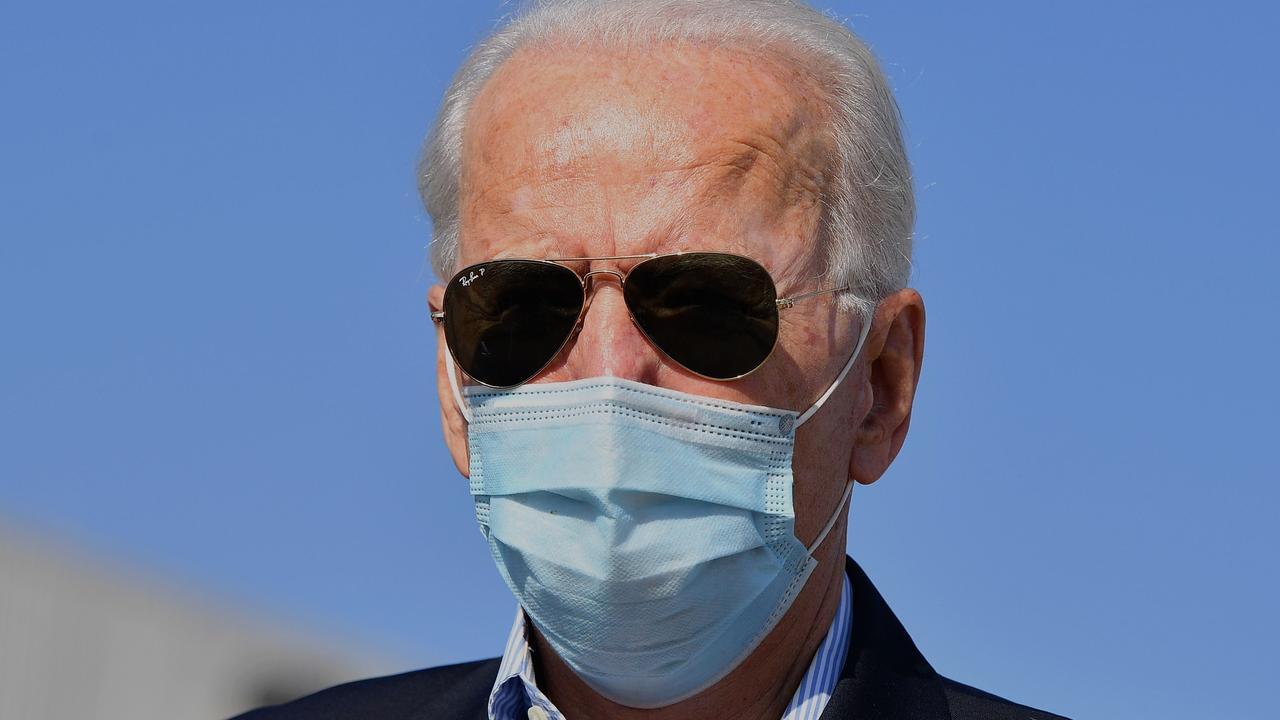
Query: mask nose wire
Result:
<box><xmin>448</xmin><ymin>313</ymin><xmax>866</xmax><ymax>549</ymax></box>
<box><xmin>447</xmin><ymin>308</ymin><xmax>872</xmax><ymax>429</ymax></box>
<box><xmin>794</xmin><ymin>315</ymin><xmax>874</xmax><ymax>428</ymax></box>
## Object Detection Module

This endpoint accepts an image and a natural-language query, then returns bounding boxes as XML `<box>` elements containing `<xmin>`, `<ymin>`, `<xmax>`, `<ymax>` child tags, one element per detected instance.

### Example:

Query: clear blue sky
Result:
<box><xmin>1</xmin><ymin>2</ymin><xmax>1277</xmax><ymax>718</ymax></box>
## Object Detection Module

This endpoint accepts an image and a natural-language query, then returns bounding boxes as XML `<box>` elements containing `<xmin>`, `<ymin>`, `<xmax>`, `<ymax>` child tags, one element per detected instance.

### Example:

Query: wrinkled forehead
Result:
<box><xmin>465</xmin><ymin>42</ymin><xmax>827</xmax><ymax>168</ymax></box>
<box><xmin>457</xmin><ymin>41</ymin><xmax>834</xmax><ymax>268</ymax></box>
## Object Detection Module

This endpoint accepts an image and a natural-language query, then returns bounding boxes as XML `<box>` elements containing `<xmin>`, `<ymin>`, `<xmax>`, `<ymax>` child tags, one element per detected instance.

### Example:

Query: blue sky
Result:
<box><xmin>1</xmin><ymin>2</ymin><xmax>1277</xmax><ymax>718</ymax></box>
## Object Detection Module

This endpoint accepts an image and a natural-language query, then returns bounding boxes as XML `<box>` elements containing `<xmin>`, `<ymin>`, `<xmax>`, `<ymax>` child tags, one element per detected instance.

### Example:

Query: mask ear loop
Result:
<box><xmin>795</xmin><ymin>316</ymin><xmax>874</xmax><ymax>428</ymax></box>
<box><xmin>444</xmin><ymin>350</ymin><xmax>474</xmax><ymax>424</ymax></box>
<box><xmin>807</xmin><ymin>478</ymin><xmax>855</xmax><ymax>554</ymax></box>
<box><xmin>793</xmin><ymin>313</ymin><xmax>875</xmax><ymax>548</ymax></box>
<box><xmin>797</xmin><ymin>317</ymin><xmax>872</xmax><ymax>552</ymax></box>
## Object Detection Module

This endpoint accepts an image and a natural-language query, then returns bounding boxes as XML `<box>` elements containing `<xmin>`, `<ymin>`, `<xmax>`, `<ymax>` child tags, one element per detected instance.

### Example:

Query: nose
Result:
<box><xmin>558</xmin><ymin>272</ymin><xmax>662</xmax><ymax>384</ymax></box>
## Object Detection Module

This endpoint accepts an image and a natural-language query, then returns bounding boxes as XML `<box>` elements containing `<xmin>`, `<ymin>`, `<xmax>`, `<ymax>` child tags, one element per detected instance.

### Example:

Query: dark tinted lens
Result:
<box><xmin>624</xmin><ymin>253</ymin><xmax>778</xmax><ymax>379</ymax></box>
<box><xmin>442</xmin><ymin>260</ymin><xmax>584</xmax><ymax>387</ymax></box>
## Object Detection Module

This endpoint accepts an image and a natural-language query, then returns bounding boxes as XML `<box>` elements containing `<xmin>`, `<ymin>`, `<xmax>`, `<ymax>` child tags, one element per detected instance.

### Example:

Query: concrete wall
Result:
<box><xmin>0</xmin><ymin>523</ymin><xmax>399</xmax><ymax>720</ymax></box>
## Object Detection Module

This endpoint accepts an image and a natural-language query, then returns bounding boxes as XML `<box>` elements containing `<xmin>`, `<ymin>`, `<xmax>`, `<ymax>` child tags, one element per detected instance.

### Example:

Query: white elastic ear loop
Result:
<box><xmin>807</xmin><ymin>480</ymin><xmax>854</xmax><ymax>554</ymax></box>
<box><xmin>795</xmin><ymin>315</ymin><xmax>874</xmax><ymax>428</ymax></box>
<box><xmin>444</xmin><ymin>350</ymin><xmax>474</xmax><ymax>424</ymax></box>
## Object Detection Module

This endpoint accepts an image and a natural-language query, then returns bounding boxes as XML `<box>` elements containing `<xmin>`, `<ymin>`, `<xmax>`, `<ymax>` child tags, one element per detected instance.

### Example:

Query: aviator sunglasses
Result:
<box><xmin>431</xmin><ymin>251</ymin><xmax>848</xmax><ymax>388</ymax></box>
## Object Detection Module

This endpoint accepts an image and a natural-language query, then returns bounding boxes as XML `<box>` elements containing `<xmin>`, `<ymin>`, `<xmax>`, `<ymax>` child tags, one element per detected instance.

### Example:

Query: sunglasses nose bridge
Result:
<box><xmin>569</xmin><ymin>269</ymin><xmax>659</xmax><ymax>382</ymax></box>
<box><xmin>580</xmin><ymin>268</ymin><xmax>626</xmax><ymax>315</ymax></box>
<box><xmin>582</xmin><ymin>268</ymin><xmax>625</xmax><ymax>285</ymax></box>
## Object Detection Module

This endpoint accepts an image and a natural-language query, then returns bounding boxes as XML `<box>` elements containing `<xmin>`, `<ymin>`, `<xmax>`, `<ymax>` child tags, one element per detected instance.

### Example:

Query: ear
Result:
<box><xmin>849</xmin><ymin>288</ymin><xmax>925</xmax><ymax>485</ymax></box>
<box><xmin>429</xmin><ymin>284</ymin><xmax>471</xmax><ymax>478</ymax></box>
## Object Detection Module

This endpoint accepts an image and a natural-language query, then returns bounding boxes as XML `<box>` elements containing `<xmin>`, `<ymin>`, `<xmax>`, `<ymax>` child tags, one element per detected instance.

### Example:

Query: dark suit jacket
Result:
<box><xmin>235</xmin><ymin>557</ymin><xmax>1068</xmax><ymax>719</ymax></box>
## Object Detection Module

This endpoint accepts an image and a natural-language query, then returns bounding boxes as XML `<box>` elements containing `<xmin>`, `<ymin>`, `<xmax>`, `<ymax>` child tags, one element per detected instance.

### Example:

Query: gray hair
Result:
<box><xmin>418</xmin><ymin>0</ymin><xmax>913</xmax><ymax>319</ymax></box>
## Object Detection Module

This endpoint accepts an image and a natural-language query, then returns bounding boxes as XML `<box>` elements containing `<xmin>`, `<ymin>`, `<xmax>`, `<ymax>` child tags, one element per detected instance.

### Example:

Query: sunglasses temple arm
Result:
<box><xmin>444</xmin><ymin>350</ymin><xmax>474</xmax><ymax>424</ymax></box>
<box><xmin>431</xmin><ymin>308</ymin><xmax>473</xmax><ymax>422</ymax></box>
<box><xmin>776</xmin><ymin>285</ymin><xmax>850</xmax><ymax>309</ymax></box>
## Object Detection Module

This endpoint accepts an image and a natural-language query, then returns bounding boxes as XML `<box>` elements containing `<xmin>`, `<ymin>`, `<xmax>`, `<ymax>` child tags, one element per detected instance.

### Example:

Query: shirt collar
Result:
<box><xmin>487</xmin><ymin>572</ymin><xmax>852</xmax><ymax>720</ymax></box>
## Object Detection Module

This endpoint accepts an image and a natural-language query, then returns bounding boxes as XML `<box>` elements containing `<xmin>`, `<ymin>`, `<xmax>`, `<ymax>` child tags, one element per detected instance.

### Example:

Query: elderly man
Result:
<box><xmin>237</xmin><ymin>1</ymin><xmax>1065</xmax><ymax>719</ymax></box>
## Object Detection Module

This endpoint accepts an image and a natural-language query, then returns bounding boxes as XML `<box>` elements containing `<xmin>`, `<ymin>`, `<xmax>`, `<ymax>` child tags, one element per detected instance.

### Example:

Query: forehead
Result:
<box><xmin>458</xmin><ymin>41</ymin><xmax>832</xmax><ymax>267</ymax></box>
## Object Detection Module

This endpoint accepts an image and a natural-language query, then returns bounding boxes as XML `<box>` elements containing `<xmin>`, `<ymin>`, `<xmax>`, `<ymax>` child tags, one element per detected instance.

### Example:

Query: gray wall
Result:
<box><xmin>0</xmin><ymin>523</ymin><xmax>400</xmax><ymax>720</ymax></box>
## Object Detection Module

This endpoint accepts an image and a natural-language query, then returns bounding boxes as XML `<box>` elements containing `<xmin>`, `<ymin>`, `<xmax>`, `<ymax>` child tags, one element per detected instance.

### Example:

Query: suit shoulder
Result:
<box><xmin>939</xmin><ymin>676</ymin><xmax>1071</xmax><ymax>720</ymax></box>
<box><xmin>230</xmin><ymin>658</ymin><xmax>500</xmax><ymax>720</ymax></box>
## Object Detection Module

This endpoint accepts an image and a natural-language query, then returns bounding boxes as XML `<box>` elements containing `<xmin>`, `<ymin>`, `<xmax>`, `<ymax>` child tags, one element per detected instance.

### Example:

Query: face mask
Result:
<box><xmin>444</xmin><ymin>320</ymin><xmax>872</xmax><ymax>708</ymax></box>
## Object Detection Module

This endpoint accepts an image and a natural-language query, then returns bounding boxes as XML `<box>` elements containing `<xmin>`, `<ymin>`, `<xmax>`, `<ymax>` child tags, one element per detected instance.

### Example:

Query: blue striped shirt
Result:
<box><xmin>487</xmin><ymin>572</ymin><xmax>852</xmax><ymax>720</ymax></box>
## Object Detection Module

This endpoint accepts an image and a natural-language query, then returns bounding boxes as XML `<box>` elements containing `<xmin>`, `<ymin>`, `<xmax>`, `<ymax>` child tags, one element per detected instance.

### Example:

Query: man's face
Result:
<box><xmin>431</xmin><ymin>42</ymin><xmax>872</xmax><ymax>544</ymax></box>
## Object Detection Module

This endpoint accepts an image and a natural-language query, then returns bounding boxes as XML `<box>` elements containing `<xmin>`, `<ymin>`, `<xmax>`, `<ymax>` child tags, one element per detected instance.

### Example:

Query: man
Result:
<box><xmin>238</xmin><ymin>1</ymin><xmax>1066</xmax><ymax>718</ymax></box>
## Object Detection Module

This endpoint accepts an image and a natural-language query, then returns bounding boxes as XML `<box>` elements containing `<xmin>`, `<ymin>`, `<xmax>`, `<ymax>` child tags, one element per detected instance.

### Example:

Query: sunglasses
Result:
<box><xmin>430</xmin><ymin>251</ymin><xmax>848</xmax><ymax>388</ymax></box>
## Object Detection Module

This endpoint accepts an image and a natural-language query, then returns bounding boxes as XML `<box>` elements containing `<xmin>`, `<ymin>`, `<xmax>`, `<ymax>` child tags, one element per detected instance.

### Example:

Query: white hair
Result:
<box><xmin>418</xmin><ymin>0</ymin><xmax>913</xmax><ymax>319</ymax></box>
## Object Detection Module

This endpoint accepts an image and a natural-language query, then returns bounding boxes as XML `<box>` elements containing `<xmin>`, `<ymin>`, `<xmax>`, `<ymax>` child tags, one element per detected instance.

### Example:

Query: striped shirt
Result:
<box><xmin>487</xmin><ymin>572</ymin><xmax>852</xmax><ymax>720</ymax></box>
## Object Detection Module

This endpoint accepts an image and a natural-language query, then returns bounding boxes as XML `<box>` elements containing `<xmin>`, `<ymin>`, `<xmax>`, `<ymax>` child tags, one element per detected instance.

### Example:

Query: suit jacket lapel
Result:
<box><xmin>819</xmin><ymin>557</ymin><xmax>951</xmax><ymax>720</ymax></box>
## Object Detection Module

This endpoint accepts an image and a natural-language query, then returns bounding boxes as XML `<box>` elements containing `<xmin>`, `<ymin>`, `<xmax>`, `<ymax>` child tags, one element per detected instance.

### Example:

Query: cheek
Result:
<box><xmin>773</xmin><ymin>311</ymin><xmax>830</xmax><ymax>370</ymax></box>
<box><xmin>789</xmin><ymin>420</ymin><xmax>855</xmax><ymax>542</ymax></box>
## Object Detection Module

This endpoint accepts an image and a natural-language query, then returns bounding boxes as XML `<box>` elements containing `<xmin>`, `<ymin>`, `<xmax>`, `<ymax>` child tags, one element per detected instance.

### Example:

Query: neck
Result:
<box><xmin>529</xmin><ymin>531</ymin><xmax>847</xmax><ymax>720</ymax></box>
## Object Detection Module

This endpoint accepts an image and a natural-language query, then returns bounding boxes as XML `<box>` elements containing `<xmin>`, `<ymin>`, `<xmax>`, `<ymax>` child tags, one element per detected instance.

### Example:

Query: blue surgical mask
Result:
<box><xmin>444</xmin><ymin>320</ymin><xmax>872</xmax><ymax>708</ymax></box>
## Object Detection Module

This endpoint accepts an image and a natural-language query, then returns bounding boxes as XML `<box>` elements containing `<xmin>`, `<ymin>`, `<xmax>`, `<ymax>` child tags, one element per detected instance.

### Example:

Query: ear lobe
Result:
<box><xmin>430</xmin><ymin>285</ymin><xmax>471</xmax><ymax>478</ymax></box>
<box><xmin>847</xmin><ymin>289</ymin><xmax>926</xmax><ymax>486</ymax></box>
